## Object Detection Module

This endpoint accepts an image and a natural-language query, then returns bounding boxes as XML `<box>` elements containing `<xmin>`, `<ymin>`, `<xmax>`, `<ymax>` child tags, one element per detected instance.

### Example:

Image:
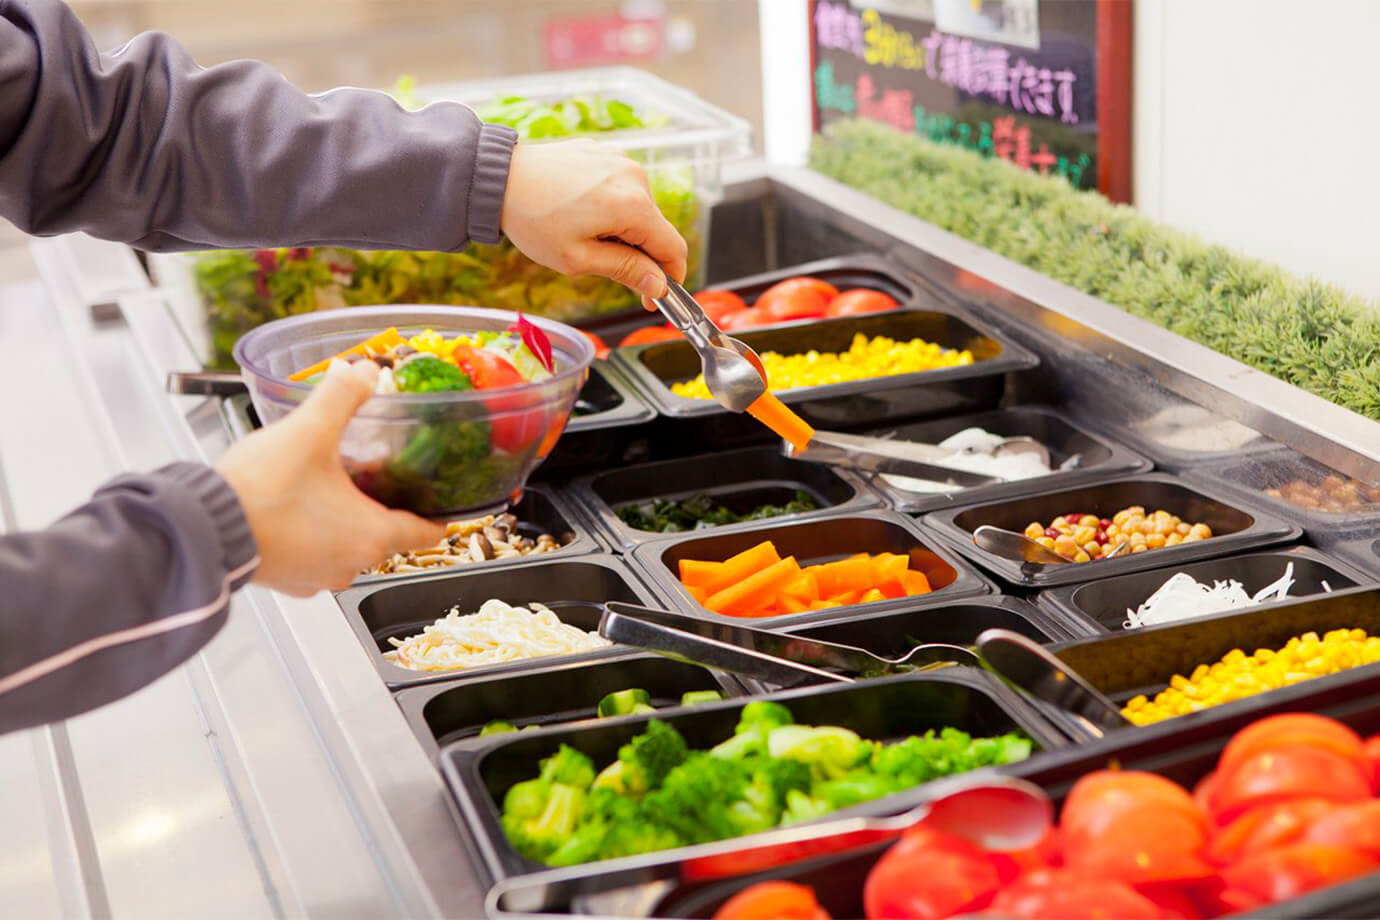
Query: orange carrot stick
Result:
<box><xmin>679</xmin><ymin>559</ymin><xmax>727</xmax><ymax>589</ymax></box>
<box><xmin>705</xmin><ymin>556</ymin><xmax>802</xmax><ymax>616</ymax></box>
<box><xmin>900</xmin><ymin>570</ymin><xmax>933</xmax><ymax>596</ymax></box>
<box><xmin>682</xmin><ymin>541</ymin><xmax>781</xmax><ymax>597</ymax></box>
<box><xmin>289</xmin><ymin>327</ymin><xmax>405</xmax><ymax>382</ymax></box>
<box><xmin>747</xmin><ymin>392</ymin><xmax>814</xmax><ymax>453</ymax></box>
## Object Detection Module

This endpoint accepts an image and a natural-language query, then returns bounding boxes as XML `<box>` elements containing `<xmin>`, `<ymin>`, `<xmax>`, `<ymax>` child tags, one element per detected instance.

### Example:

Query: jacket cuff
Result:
<box><xmin>466</xmin><ymin>123</ymin><xmax>518</xmax><ymax>246</ymax></box>
<box><xmin>156</xmin><ymin>462</ymin><xmax>259</xmax><ymax>588</ymax></box>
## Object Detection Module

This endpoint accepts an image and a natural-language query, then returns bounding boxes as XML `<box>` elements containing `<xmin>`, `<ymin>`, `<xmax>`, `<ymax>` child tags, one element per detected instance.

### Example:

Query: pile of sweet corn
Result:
<box><xmin>669</xmin><ymin>333</ymin><xmax>974</xmax><ymax>399</ymax></box>
<box><xmin>1123</xmin><ymin>628</ymin><xmax>1380</xmax><ymax>725</ymax></box>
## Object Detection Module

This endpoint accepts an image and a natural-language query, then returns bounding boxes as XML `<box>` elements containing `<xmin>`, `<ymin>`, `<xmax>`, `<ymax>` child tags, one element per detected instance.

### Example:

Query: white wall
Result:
<box><xmin>1134</xmin><ymin>0</ymin><xmax>1380</xmax><ymax>300</ymax></box>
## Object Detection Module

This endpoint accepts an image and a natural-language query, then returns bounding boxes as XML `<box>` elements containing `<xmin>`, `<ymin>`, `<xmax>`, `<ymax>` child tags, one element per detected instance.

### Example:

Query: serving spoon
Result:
<box><xmin>973</xmin><ymin>524</ymin><xmax>1129</xmax><ymax>565</ymax></box>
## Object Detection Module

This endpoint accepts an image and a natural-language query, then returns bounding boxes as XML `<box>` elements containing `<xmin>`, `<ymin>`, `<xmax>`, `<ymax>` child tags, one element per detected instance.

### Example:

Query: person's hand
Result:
<box><xmin>500</xmin><ymin>138</ymin><xmax>688</xmax><ymax>306</ymax></box>
<box><xmin>216</xmin><ymin>361</ymin><xmax>445</xmax><ymax>595</ymax></box>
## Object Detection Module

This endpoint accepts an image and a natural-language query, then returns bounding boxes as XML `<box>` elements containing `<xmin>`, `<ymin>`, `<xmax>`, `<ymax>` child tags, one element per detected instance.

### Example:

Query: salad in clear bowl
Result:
<box><xmin>233</xmin><ymin>306</ymin><xmax>594</xmax><ymax>517</ymax></box>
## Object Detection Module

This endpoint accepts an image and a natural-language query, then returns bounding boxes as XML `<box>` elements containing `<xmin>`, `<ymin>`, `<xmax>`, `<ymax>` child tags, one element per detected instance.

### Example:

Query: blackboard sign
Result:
<box><xmin>809</xmin><ymin>0</ymin><xmax>1132</xmax><ymax>202</ymax></box>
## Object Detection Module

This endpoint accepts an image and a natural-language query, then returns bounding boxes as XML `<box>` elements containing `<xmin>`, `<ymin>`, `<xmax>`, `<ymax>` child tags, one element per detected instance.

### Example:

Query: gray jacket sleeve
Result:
<box><xmin>0</xmin><ymin>464</ymin><xmax>258</xmax><ymax>733</ymax></box>
<box><xmin>0</xmin><ymin>0</ymin><xmax>518</xmax><ymax>251</ymax></box>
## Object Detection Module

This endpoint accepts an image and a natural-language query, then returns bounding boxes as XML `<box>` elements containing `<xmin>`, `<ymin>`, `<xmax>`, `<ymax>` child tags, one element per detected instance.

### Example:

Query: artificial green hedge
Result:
<box><xmin>809</xmin><ymin>119</ymin><xmax>1380</xmax><ymax>419</ymax></box>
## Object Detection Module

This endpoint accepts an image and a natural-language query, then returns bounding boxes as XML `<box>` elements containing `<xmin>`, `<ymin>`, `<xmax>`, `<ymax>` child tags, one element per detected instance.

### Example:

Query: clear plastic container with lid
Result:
<box><xmin>151</xmin><ymin>67</ymin><xmax>752</xmax><ymax>369</ymax></box>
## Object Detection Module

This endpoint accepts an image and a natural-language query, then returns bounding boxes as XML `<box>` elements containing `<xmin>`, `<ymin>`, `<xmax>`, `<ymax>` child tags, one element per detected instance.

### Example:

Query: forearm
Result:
<box><xmin>0</xmin><ymin>463</ymin><xmax>258</xmax><ymax>733</ymax></box>
<box><xmin>0</xmin><ymin>0</ymin><xmax>516</xmax><ymax>252</ymax></box>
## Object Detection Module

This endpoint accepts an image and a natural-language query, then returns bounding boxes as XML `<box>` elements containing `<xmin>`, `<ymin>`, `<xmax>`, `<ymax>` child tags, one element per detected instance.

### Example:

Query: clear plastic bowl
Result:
<box><xmin>233</xmin><ymin>306</ymin><xmax>594</xmax><ymax>518</ymax></box>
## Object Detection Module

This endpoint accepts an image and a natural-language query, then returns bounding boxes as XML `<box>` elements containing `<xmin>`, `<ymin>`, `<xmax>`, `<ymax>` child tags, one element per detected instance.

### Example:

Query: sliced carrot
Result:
<box><xmin>781</xmin><ymin>572</ymin><xmax>820</xmax><ymax>604</ymax></box>
<box><xmin>683</xmin><ymin>542</ymin><xmax>781</xmax><ymax>596</ymax></box>
<box><xmin>810</xmin><ymin>556</ymin><xmax>873</xmax><ymax>598</ymax></box>
<box><xmin>809</xmin><ymin>600</ymin><xmax>844</xmax><ymax>611</ymax></box>
<box><xmin>900</xmin><ymin>570</ymin><xmax>933</xmax><ymax>596</ymax></box>
<box><xmin>779</xmin><ymin>594</ymin><xmax>812</xmax><ymax>615</ymax></box>
<box><xmin>871</xmin><ymin>553</ymin><xmax>909</xmax><ymax>586</ymax></box>
<box><xmin>289</xmin><ymin>327</ymin><xmax>405</xmax><ymax>381</ymax></box>
<box><xmin>845</xmin><ymin>553</ymin><xmax>870</xmax><ymax>562</ymax></box>
<box><xmin>679</xmin><ymin>558</ymin><xmax>726</xmax><ymax>589</ymax></box>
<box><xmin>824</xmin><ymin>590</ymin><xmax>861</xmax><ymax>607</ymax></box>
<box><xmin>705</xmin><ymin>556</ymin><xmax>802</xmax><ymax>617</ymax></box>
<box><xmin>877</xmin><ymin>581</ymin><xmax>906</xmax><ymax>600</ymax></box>
<box><xmin>747</xmin><ymin>392</ymin><xmax>815</xmax><ymax>453</ymax></box>
<box><xmin>858</xmin><ymin>588</ymin><xmax>888</xmax><ymax>605</ymax></box>
<box><xmin>684</xmin><ymin>584</ymin><xmax>709</xmax><ymax>604</ymax></box>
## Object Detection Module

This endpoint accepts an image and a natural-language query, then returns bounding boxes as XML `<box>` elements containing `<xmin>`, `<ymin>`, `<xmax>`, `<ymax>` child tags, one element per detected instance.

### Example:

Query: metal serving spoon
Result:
<box><xmin>651</xmin><ymin>276</ymin><xmax>767</xmax><ymax>412</ymax></box>
<box><xmin>973</xmin><ymin>524</ymin><xmax>1129</xmax><ymax>565</ymax></box>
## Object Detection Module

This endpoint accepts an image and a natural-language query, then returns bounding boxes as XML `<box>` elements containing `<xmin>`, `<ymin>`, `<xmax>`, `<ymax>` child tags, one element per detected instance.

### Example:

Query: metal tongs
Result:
<box><xmin>787</xmin><ymin>430</ymin><xmax>1063</xmax><ymax>489</ymax></box>
<box><xmin>600</xmin><ymin>603</ymin><xmax>1129</xmax><ymax>737</ymax></box>
<box><xmin>651</xmin><ymin>277</ymin><xmax>767</xmax><ymax>412</ymax></box>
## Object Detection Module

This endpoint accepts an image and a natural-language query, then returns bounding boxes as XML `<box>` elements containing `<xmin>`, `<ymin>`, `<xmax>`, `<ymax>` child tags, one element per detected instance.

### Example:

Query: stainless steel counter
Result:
<box><xmin>5</xmin><ymin>163</ymin><xmax>1379</xmax><ymax>919</ymax></box>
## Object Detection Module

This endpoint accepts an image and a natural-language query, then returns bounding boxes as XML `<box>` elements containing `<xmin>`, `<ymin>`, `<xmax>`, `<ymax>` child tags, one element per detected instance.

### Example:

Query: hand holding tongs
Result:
<box><xmin>600</xmin><ymin>603</ymin><xmax>1129</xmax><ymax>736</ymax></box>
<box><xmin>650</xmin><ymin>276</ymin><xmax>767</xmax><ymax>412</ymax></box>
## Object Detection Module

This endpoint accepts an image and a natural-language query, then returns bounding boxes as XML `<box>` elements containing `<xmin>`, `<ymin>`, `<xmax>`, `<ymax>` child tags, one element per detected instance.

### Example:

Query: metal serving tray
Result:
<box><xmin>349</xmin><ymin>483</ymin><xmax>608</xmax><ymax>587</ymax></box>
<box><xmin>611</xmin><ymin>308</ymin><xmax>1039</xmax><ymax>447</ymax></box>
<box><xmin>393</xmin><ymin>654</ymin><xmax>748</xmax><ymax>761</ymax></box>
<box><xmin>629</xmin><ymin>510</ymin><xmax>992</xmax><ymax>629</ymax></box>
<box><xmin>485</xmin><ymin>691</ymin><xmax>1380</xmax><ymax>919</ymax></box>
<box><xmin>439</xmin><ymin>669</ymin><xmax>1066</xmax><ymax>888</ymax></box>
<box><xmin>1044</xmin><ymin>583</ymin><xmax>1380</xmax><ymax>741</ymax></box>
<box><xmin>570</xmin><ymin>445</ymin><xmax>882</xmax><ymax>550</ymax></box>
<box><xmin>334</xmin><ymin>556</ymin><xmax>666</xmax><ymax>690</ymax></box>
<box><xmin>921</xmin><ymin>473</ymin><xmax>1301</xmax><ymax>589</ymax></box>
<box><xmin>1037</xmin><ymin>545</ymin><xmax>1376</xmax><ymax>634</ymax></box>
<box><xmin>861</xmin><ymin>405</ymin><xmax>1151</xmax><ymax>514</ymax></box>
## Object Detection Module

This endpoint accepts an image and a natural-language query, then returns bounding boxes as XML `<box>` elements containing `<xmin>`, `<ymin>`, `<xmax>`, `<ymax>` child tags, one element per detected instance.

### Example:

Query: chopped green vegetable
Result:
<box><xmin>617</xmin><ymin>491</ymin><xmax>820</xmax><ymax>533</ymax></box>
<box><xmin>597</xmin><ymin>689</ymin><xmax>656</xmax><ymax>719</ymax></box>
<box><xmin>394</xmin><ymin>356</ymin><xmax>473</xmax><ymax>393</ymax></box>
<box><xmin>501</xmin><ymin>706</ymin><xmax>1031</xmax><ymax>866</ymax></box>
<box><xmin>481</xmin><ymin>720</ymin><xmax>518</xmax><ymax>736</ymax></box>
<box><xmin>680</xmin><ymin>690</ymin><xmax>724</xmax><ymax>707</ymax></box>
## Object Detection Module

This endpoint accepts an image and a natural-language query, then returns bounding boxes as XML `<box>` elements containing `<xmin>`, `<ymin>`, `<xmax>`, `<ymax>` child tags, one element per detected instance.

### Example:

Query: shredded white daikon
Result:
<box><xmin>1123</xmin><ymin>563</ymin><xmax>1323</xmax><ymax>628</ymax></box>
<box><xmin>384</xmin><ymin>598</ymin><xmax>611</xmax><ymax>672</ymax></box>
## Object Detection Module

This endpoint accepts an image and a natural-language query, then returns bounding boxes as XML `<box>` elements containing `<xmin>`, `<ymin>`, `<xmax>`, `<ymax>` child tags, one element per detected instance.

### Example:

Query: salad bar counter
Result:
<box><xmin>12</xmin><ymin>155</ymin><xmax>1380</xmax><ymax>918</ymax></box>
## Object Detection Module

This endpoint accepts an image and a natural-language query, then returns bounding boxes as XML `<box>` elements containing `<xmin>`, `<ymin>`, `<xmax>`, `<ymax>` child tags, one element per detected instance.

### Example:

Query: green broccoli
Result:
<box><xmin>501</xmin><ymin>779</ymin><xmax>587</xmax><ymax>862</ymax></box>
<box><xmin>538</xmin><ymin>744</ymin><xmax>596</xmax><ymax>790</ymax></box>
<box><xmin>767</xmin><ymin>725</ymin><xmax>872</xmax><ymax>780</ymax></box>
<box><xmin>869</xmin><ymin>729</ymin><xmax>1030</xmax><ymax>789</ymax></box>
<box><xmin>812</xmin><ymin>769</ymin><xmax>899</xmax><ymax>810</ymax></box>
<box><xmin>711</xmin><ymin>700</ymin><xmax>796</xmax><ymax>761</ymax></box>
<box><xmin>394</xmin><ymin>355</ymin><xmax>473</xmax><ymax>393</ymax></box>
<box><xmin>781</xmin><ymin>788</ymin><xmax>833</xmax><ymax>826</ymax></box>
<box><xmin>597</xmin><ymin>689</ymin><xmax>656</xmax><ymax>718</ymax></box>
<box><xmin>726</xmin><ymin>757</ymin><xmax>813</xmax><ymax>836</ymax></box>
<box><xmin>593</xmin><ymin>719</ymin><xmax>689</xmax><ymax>796</ymax></box>
<box><xmin>481</xmin><ymin>720</ymin><xmax>517</xmax><ymax>736</ymax></box>
<box><xmin>642</xmin><ymin>753</ymin><xmax>753</xmax><ymax>844</ymax></box>
<box><xmin>585</xmin><ymin>788</ymin><xmax>684</xmax><ymax>861</ymax></box>
<box><xmin>680</xmin><ymin>690</ymin><xmax>724</xmax><ymax>707</ymax></box>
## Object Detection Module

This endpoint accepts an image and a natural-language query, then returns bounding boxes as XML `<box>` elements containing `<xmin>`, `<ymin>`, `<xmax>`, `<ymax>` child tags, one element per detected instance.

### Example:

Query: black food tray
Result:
<box><xmin>440</xmin><ymin>669</ymin><xmax>1066</xmax><ymax>887</ymax></box>
<box><xmin>630</xmin><ymin>510</ymin><xmax>992</xmax><ymax>629</ymax></box>
<box><xmin>486</xmin><ymin>691</ymin><xmax>1380</xmax><ymax>919</ymax></box>
<box><xmin>1182</xmin><ymin>447</ymin><xmax>1380</xmax><ymax>537</ymax></box>
<box><xmin>394</xmin><ymin>654</ymin><xmax>747</xmax><ymax>760</ymax></box>
<box><xmin>733</xmin><ymin>595</ymin><xmax>1090</xmax><ymax>695</ymax></box>
<box><xmin>921</xmin><ymin>473</ymin><xmax>1301</xmax><ymax>589</ymax></box>
<box><xmin>1038</xmin><ymin>545</ymin><xmax>1375</xmax><ymax>634</ymax></box>
<box><xmin>863</xmin><ymin>406</ymin><xmax>1151</xmax><ymax>513</ymax></box>
<box><xmin>570</xmin><ymin>445</ymin><xmax>882</xmax><ymax>550</ymax></box>
<box><xmin>537</xmin><ymin>361</ymin><xmax>657</xmax><ymax>475</ymax></box>
<box><xmin>1047</xmin><ymin>583</ymin><xmax>1380</xmax><ymax>742</ymax></box>
<box><xmin>334</xmin><ymin>556</ymin><xmax>666</xmax><ymax>690</ymax></box>
<box><xmin>349</xmin><ymin>484</ymin><xmax>606</xmax><ymax>587</ymax></box>
<box><xmin>585</xmin><ymin>252</ymin><xmax>925</xmax><ymax>348</ymax></box>
<box><xmin>611</xmin><ymin>308</ymin><xmax>1038</xmax><ymax>442</ymax></box>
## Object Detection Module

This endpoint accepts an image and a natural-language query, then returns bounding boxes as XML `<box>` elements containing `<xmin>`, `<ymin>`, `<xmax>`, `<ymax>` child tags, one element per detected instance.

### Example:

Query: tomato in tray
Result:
<box><xmin>988</xmin><ymin>870</ymin><xmax>1165</xmax><ymax>920</ymax></box>
<box><xmin>618</xmin><ymin>325</ymin><xmax>682</xmax><ymax>347</ymax></box>
<box><xmin>755</xmin><ymin>277</ymin><xmax>835</xmax><ymax>323</ymax></box>
<box><xmin>692</xmin><ymin>289</ymin><xmax>749</xmax><ymax>325</ymax></box>
<box><xmin>712</xmin><ymin>881</ymin><xmax>831</xmax><ymax>920</ymax></box>
<box><xmin>862</xmin><ymin>827</ymin><xmax>1003</xmax><ymax>920</ymax></box>
<box><xmin>826</xmin><ymin>288</ymin><xmax>898</xmax><ymax>317</ymax></box>
<box><xmin>1219</xmin><ymin>843</ymin><xmax>1379</xmax><ymax>912</ymax></box>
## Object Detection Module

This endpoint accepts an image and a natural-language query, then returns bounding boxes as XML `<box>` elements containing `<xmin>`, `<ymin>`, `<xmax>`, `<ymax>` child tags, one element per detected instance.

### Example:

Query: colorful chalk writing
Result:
<box><xmin>815</xmin><ymin>60</ymin><xmax>857</xmax><ymax>116</ymax></box>
<box><xmin>862</xmin><ymin>9</ymin><xmax>926</xmax><ymax>71</ymax></box>
<box><xmin>815</xmin><ymin>0</ymin><xmax>864</xmax><ymax>58</ymax></box>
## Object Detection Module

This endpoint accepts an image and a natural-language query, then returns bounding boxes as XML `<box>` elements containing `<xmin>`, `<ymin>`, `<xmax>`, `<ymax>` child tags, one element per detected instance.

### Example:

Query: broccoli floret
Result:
<box><xmin>737</xmin><ymin>701</ymin><xmax>795</xmax><ymax>733</ymax></box>
<box><xmin>538</xmin><ymin>744</ymin><xmax>596</xmax><ymax>790</ymax></box>
<box><xmin>481</xmin><ymin>720</ymin><xmax>517</xmax><ymax>736</ymax></box>
<box><xmin>868</xmin><ymin>729</ymin><xmax>1033</xmax><ymax>790</ymax></box>
<box><xmin>781</xmin><ymin>788</ymin><xmax>833</xmax><ymax>826</ymax></box>
<box><xmin>394</xmin><ymin>355</ymin><xmax>473</xmax><ymax>393</ymax></box>
<box><xmin>593</xmin><ymin>720</ymin><xmax>688</xmax><ymax>796</ymax></box>
<box><xmin>597</xmin><ymin>689</ymin><xmax>655</xmax><ymax>718</ymax></box>
<box><xmin>768</xmin><ymin>725</ymin><xmax>872</xmax><ymax>780</ymax></box>
<box><xmin>726</xmin><ymin>757</ymin><xmax>814</xmax><ymax>836</ymax></box>
<box><xmin>643</xmin><ymin>753</ymin><xmax>752</xmax><ymax>844</ymax></box>
<box><xmin>584</xmin><ymin>788</ymin><xmax>685</xmax><ymax>860</ymax></box>
<box><xmin>812</xmin><ymin>769</ymin><xmax>898</xmax><ymax>810</ymax></box>
<box><xmin>680</xmin><ymin>690</ymin><xmax>723</xmax><ymax>707</ymax></box>
<box><xmin>502</xmin><ymin>781</ymin><xmax>587</xmax><ymax>862</ymax></box>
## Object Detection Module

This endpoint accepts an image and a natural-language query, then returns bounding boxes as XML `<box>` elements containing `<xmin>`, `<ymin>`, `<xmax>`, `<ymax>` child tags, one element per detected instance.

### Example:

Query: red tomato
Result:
<box><xmin>1134</xmin><ymin>882</ymin><xmax>1209</xmax><ymax>920</ymax></box>
<box><xmin>1062</xmin><ymin>802</ymin><xmax>1215</xmax><ymax>886</ymax></box>
<box><xmin>451</xmin><ymin>345</ymin><xmax>548</xmax><ymax>453</ymax></box>
<box><xmin>720</xmin><ymin>309</ymin><xmax>763</xmax><ymax>332</ymax></box>
<box><xmin>1208</xmin><ymin>798</ymin><xmax>1339</xmax><ymax>865</ymax></box>
<box><xmin>1211</xmin><ymin>745</ymin><xmax>1371</xmax><ymax>824</ymax></box>
<box><xmin>1364</xmin><ymin>735</ymin><xmax>1380</xmax><ymax>789</ymax></box>
<box><xmin>986</xmin><ymin>826</ymin><xmax>1058</xmax><ymax>884</ymax></box>
<box><xmin>1062</xmin><ymin>771</ymin><xmax>1207</xmax><ymax>841</ymax></box>
<box><xmin>754</xmin><ymin>278</ymin><xmax>833</xmax><ymax>324</ymax></box>
<box><xmin>1219</xmin><ymin>843</ymin><xmax>1378</xmax><ymax>911</ymax></box>
<box><xmin>1302</xmin><ymin>800</ymin><xmax>1380</xmax><ymax>857</ymax></box>
<box><xmin>826</xmin><ymin>289</ymin><xmax>899</xmax><ymax>317</ymax></box>
<box><xmin>712</xmin><ymin>882</ymin><xmax>831</xmax><ymax>920</ymax></box>
<box><xmin>1193</xmin><ymin>771</ymin><xmax>1219</xmax><ymax>814</ymax></box>
<box><xmin>618</xmin><ymin>325</ymin><xmax>682</xmax><ymax>348</ymax></box>
<box><xmin>693</xmin><ymin>290</ymin><xmax>749</xmax><ymax>326</ymax></box>
<box><xmin>987</xmin><ymin>870</ymin><xmax>1163</xmax><ymax>920</ymax></box>
<box><xmin>1218</xmin><ymin>715</ymin><xmax>1371</xmax><ymax>789</ymax></box>
<box><xmin>579</xmin><ymin>329</ymin><xmax>610</xmax><ymax>359</ymax></box>
<box><xmin>863</xmin><ymin>827</ymin><xmax>1002</xmax><ymax>919</ymax></box>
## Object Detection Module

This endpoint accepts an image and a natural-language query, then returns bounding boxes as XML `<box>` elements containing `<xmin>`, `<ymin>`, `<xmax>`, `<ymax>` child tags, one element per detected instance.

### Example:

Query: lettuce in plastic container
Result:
<box><xmin>189</xmin><ymin>85</ymin><xmax>703</xmax><ymax>369</ymax></box>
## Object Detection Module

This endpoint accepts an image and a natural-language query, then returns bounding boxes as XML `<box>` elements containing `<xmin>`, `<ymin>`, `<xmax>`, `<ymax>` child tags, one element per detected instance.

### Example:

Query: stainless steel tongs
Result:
<box><xmin>650</xmin><ymin>277</ymin><xmax>767</xmax><ymax>412</ymax></box>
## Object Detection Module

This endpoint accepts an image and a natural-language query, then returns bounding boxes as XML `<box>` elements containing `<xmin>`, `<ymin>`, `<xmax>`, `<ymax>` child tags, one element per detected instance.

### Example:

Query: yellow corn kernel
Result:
<box><xmin>1189</xmin><ymin>523</ymin><xmax>1213</xmax><ymax>540</ymax></box>
<box><xmin>1166</xmin><ymin>533</ymin><xmax>1185</xmax><ymax>547</ymax></box>
<box><xmin>1147</xmin><ymin>532</ymin><xmax>1167</xmax><ymax>549</ymax></box>
<box><xmin>1024</xmin><ymin>522</ymin><xmax>1045</xmax><ymax>540</ymax></box>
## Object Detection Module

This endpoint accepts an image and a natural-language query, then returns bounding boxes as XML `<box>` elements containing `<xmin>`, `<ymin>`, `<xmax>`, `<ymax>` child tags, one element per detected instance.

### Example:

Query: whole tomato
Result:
<box><xmin>826</xmin><ymin>289</ymin><xmax>899</xmax><ymax>317</ymax></box>
<box><xmin>863</xmin><ymin>826</ymin><xmax>1002</xmax><ymax>919</ymax></box>
<box><xmin>1219</xmin><ymin>843</ymin><xmax>1378</xmax><ymax>911</ymax></box>
<box><xmin>1208</xmin><ymin>798</ymin><xmax>1339</xmax><ymax>865</ymax></box>
<box><xmin>1217</xmin><ymin>714</ymin><xmax>1372</xmax><ymax>789</ymax></box>
<box><xmin>579</xmin><ymin>329</ymin><xmax>610</xmax><ymax>359</ymax></box>
<box><xmin>720</xmin><ymin>309</ymin><xmax>762</xmax><ymax>332</ymax></box>
<box><xmin>1301</xmin><ymin>800</ymin><xmax>1380</xmax><ymax>857</ymax></box>
<box><xmin>618</xmin><ymin>325</ymin><xmax>682</xmax><ymax>348</ymax></box>
<box><xmin>754</xmin><ymin>278</ymin><xmax>834</xmax><ymax>324</ymax></box>
<box><xmin>693</xmin><ymin>289</ymin><xmax>749</xmax><ymax>326</ymax></box>
<box><xmin>987</xmin><ymin>869</ymin><xmax>1164</xmax><ymax>920</ymax></box>
<box><xmin>1210</xmin><ymin>745</ymin><xmax>1371</xmax><ymax>824</ymax></box>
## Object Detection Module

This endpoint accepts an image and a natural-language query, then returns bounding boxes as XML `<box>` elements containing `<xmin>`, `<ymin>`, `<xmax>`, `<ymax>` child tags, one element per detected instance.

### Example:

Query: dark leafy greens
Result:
<box><xmin>616</xmin><ymin>491</ymin><xmax>819</xmax><ymax>533</ymax></box>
